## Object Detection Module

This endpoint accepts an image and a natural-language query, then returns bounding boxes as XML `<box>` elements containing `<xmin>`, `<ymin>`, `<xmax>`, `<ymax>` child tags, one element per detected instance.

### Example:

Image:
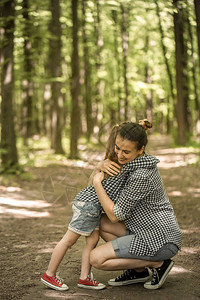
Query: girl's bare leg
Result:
<box><xmin>80</xmin><ymin>230</ymin><xmax>99</xmax><ymax>280</ymax></box>
<box><xmin>46</xmin><ymin>230</ymin><xmax>80</xmax><ymax>276</ymax></box>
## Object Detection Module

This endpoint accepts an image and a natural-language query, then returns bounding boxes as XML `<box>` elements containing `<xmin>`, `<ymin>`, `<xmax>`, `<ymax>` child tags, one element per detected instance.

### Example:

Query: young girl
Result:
<box><xmin>41</xmin><ymin>120</ymin><xmax>151</xmax><ymax>291</ymax></box>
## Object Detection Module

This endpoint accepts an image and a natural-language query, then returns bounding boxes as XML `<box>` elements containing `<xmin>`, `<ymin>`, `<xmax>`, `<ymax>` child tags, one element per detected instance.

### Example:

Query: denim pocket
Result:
<box><xmin>86</xmin><ymin>202</ymin><xmax>101</xmax><ymax>218</ymax></box>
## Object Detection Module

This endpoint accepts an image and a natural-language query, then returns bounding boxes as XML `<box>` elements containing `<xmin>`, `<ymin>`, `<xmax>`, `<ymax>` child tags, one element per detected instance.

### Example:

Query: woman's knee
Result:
<box><xmin>90</xmin><ymin>241</ymin><xmax>116</xmax><ymax>270</ymax></box>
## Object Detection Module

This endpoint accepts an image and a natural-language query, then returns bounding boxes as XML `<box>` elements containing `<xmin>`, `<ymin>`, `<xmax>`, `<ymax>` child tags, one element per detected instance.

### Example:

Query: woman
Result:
<box><xmin>90</xmin><ymin>121</ymin><xmax>182</xmax><ymax>290</ymax></box>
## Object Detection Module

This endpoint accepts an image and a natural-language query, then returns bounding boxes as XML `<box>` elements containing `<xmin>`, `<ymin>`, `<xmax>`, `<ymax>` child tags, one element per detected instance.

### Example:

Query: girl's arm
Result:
<box><xmin>88</xmin><ymin>159</ymin><xmax>121</xmax><ymax>186</ymax></box>
<box><xmin>93</xmin><ymin>171</ymin><xmax>118</xmax><ymax>223</ymax></box>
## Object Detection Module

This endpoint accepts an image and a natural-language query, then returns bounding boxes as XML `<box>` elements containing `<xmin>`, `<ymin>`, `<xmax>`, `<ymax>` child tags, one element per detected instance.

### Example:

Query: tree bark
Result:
<box><xmin>112</xmin><ymin>9</ymin><xmax>122</xmax><ymax>122</ymax></box>
<box><xmin>21</xmin><ymin>0</ymin><xmax>34</xmax><ymax>141</ymax></box>
<box><xmin>70</xmin><ymin>0</ymin><xmax>80</xmax><ymax>158</ymax></box>
<box><xmin>173</xmin><ymin>0</ymin><xmax>189</xmax><ymax>145</ymax></box>
<box><xmin>82</xmin><ymin>0</ymin><xmax>93</xmax><ymax>141</ymax></box>
<box><xmin>194</xmin><ymin>0</ymin><xmax>200</xmax><ymax>71</ymax></box>
<box><xmin>144</xmin><ymin>35</ymin><xmax>153</xmax><ymax>126</ymax></box>
<box><xmin>120</xmin><ymin>3</ymin><xmax>129</xmax><ymax>120</ymax></box>
<box><xmin>186</xmin><ymin>3</ymin><xmax>199</xmax><ymax>121</ymax></box>
<box><xmin>92</xmin><ymin>0</ymin><xmax>104</xmax><ymax>141</ymax></box>
<box><xmin>0</xmin><ymin>0</ymin><xmax>18</xmax><ymax>170</ymax></box>
<box><xmin>49</xmin><ymin>0</ymin><xmax>64</xmax><ymax>154</ymax></box>
<box><xmin>155</xmin><ymin>0</ymin><xmax>175</xmax><ymax>132</ymax></box>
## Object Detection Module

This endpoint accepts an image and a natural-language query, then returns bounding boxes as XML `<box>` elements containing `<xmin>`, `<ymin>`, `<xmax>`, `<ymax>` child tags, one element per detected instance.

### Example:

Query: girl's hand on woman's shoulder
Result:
<box><xmin>93</xmin><ymin>171</ymin><xmax>105</xmax><ymax>186</ymax></box>
<box><xmin>97</xmin><ymin>159</ymin><xmax>121</xmax><ymax>176</ymax></box>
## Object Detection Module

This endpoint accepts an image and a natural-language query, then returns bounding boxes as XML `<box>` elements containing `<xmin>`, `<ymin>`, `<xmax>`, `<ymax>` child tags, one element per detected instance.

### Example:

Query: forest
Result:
<box><xmin>1</xmin><ymin>0</ymin><xmax>200</xmax><ymax>172</ymax></box>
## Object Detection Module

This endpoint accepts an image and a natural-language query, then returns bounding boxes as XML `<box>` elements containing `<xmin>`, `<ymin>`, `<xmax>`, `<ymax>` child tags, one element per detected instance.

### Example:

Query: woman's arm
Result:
<box><xmin>93</xmin><ymin>171</ymin><xmax>118</xmax><ymax>223</ymax></box>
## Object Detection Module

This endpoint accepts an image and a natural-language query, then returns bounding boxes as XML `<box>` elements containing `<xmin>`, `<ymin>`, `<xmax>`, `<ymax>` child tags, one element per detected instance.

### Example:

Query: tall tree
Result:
<box><xmin>49</xmin><ymin>0</ymin><xmax>64</xmax><ymax>153</ymax></box>
<box><xmin>173</xmin><ymin>0</ymin><xmax>189</xmax><ymax>144</ymax></box>
<box><xmin>70</xmin><ymin>0</ymin><xmax>80</xmax><ymax>158</ymax></box>
<box><xmin>82</xmin><ymin>0</ymin><xmax>93</xmax><ymax>140</ymax></box>
<box><xmin>155</xmin><ymin>0</ymin><xmax>175</xmax><ymax>132</ymax></box>
<box><xmin>0</xmin><ymin>0</ymin><xmax>18</xmax><ymax>170</ymax></box>
<box><xmin>120</xmin><ymin>3</ymin><xmax>129</xmax><ymax>120</ymax></box>
<box><xmin>186</xmin><ymin>2</ymin><xmax>199</xmax><ymax>121</ymax></box>
<box><xmin>21</xmin><ymin>0</ymin><xmax>34</xmax><ymax>141</ymax></box>
<box><xmin>112</xmin><ymin>9</ymin><xmax>122</xmax><ymax>122</ymax></box>
<box><xmin>93</xmin><ymin>0</ymin><xmax>104</xmax><ymax>139</ymax></box>
<box><xmin>194</xmin><ymin>0</ymin><xmax>200</xmax><ymax>71</ymax></box>
<box><xmin>144</xmin><ymin>35</ymin><xmax>153</xmax><ymax>124</ymax></box>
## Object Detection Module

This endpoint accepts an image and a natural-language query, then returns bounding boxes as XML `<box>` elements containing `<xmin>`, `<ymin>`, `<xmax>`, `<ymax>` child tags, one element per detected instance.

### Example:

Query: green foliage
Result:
<box><xmin>1</xmin><ymin>0</ymin><xmax>200</xmax><ymax>163</ymax></box>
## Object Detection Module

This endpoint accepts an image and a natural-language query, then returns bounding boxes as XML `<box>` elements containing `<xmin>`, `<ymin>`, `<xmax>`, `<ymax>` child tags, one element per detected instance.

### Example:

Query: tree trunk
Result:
<box><xmin>0</xmin><ymin>0</ymin><xmax>18</xmax><ymax>170</ymax></box>
<box><xmin>49</xmin><ymin>0</ymin><xmax>64</xmax><ymax>154</ymax></box>
<box><xmin>70</xmin><ymin>0</ymin><xmax>80</xmax><ymax>158</ymax></box>
<box><xmin>194</xmin><ymin>0</ymin><xmax>200</xmax><ymax>71</ymax></box>
<box><xmin>21</xmin><ymin>0</ymin><xmax>34</xmax><ymax>142</ymax></box>
<box><xmin>155</xmin><ymin>0</ymin><xmax>176</xmax><ymax>132</ymax></box>
<box><xmin>173</xmin><ymin>0</ymin><xmax>189</xmax><ymax>145</ymax></box>
<box><xmin>120</xmin><ymin>3</ymin><xmax>129</xmax><ymax>120</ymax></box>
<box><xmin>144</xmin><ymin>35</ymin><xmax>153</xmax><ymax>125</ymax></box>
<box><xmin>92</xmin><ymin>0</ymin><xmax>104</xmax><ymax>141</ymax></box>
<box><xmin>82</xmin><ymin>0</ymin><xmax>93</xmax><ymax>141</ymax></box>
<box><xmin>112</xmin><ymin>9</ymin><xmax>122</xmax><ymax>122</ymax></box>
<box><xmin>186</xmin><ymin>3</ymin><xmax>200</xmax><ymax>122</ymax></box>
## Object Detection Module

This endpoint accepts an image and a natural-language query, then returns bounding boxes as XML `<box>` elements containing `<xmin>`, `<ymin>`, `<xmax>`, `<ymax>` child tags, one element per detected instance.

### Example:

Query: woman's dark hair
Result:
<box><xmin>118</xmin><ymin>120</ymin><xmax>152</xmax><ymax>150</ymax></box>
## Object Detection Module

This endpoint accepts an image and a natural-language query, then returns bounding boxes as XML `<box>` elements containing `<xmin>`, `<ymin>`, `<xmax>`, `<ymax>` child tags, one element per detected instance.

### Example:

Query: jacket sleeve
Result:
<box><xmin>113</xmin><ymin>173</ymin><xmax>151</xmax><ymax>221</ymax></box>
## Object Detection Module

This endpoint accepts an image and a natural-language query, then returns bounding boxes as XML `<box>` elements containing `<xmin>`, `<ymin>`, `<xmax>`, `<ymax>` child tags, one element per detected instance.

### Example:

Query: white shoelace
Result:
<box><xmin>54</xmin><ymin>274</ymin><xmax>64</xmax><ymax>284</ymax></box>
<box><xmin>151</xmin><ymin>269</ymin><xmax>159</xmax><ymax>283</ymax></box>
<box><xmin>88</xmin><ymin>272</ymin><xmax>98</xmax><ymax>284</ymax></box>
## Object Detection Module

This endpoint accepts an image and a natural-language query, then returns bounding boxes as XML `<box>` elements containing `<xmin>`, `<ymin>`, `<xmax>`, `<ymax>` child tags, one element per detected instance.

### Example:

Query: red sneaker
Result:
<box><xmin>78</xmin><ymin>273</ymin><xmax>106</xmax><ymax>290</ymax></box>
<box><xmin>41</xmin><ymin>273</ymin><xmax>69</xmax><ymax>291</ymax></box>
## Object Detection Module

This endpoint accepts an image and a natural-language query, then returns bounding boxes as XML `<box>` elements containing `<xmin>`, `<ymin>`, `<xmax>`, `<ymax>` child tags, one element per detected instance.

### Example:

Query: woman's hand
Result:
<box><xmin>97</xmin><ymin>159</ymin><xmax>121</xmax><ymax>176</ymax></box>
<box><xmin>93</xmin><ymin>171</ymin><xmax>105</xmax><ymax>186</ymax></box>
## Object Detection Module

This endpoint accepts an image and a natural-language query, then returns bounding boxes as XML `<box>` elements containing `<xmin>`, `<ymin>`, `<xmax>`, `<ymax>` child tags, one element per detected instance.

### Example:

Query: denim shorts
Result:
<box><xmin>68</xmin><ymin>200</ymin><xmax>102</xmax><ymax>236</ymax></box>
<box><xmin>112</xmin><ymin>233</ymin><xmax>179</xmax><ymax>261</ymax></box>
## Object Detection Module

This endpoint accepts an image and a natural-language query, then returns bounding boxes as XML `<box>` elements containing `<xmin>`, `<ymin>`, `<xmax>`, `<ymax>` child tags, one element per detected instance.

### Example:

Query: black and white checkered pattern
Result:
<box><xmin>73</xmin><ymin>154</ymin><xmax>182</xmax><ymax>257</ymax></box>
<box><xmin>113</xmin><ymin>155</ymin><xmax>182</xmax><ymax>256</ymax></box>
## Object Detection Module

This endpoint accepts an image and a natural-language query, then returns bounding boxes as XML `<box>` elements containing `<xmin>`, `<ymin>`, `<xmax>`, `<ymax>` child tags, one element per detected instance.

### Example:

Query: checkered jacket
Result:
<box><xmin>113</xmin><ymin>154</ymin><xmax>182</xmax><ymax>256</ymax></box>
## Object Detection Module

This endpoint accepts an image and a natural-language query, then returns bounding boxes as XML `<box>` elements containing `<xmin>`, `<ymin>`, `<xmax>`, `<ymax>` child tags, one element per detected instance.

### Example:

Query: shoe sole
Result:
<box><xmin>144</xmin><ymin>260</ymin><xmax>175</xmax><ymax>290</ymax></box>
<box><xmin>41</xmin><ymin>278</ymin><xmax>69</xmax><ymax>291</ymax></box>
<box><xmin>77</xmin><ymin>283</ymin><xmax>106</xmax><ymax>290</ymax></box>
<box><xmin>108</xmin><ymin>275</ymin><xmax>150</xmax><ymax>286</ymax></box>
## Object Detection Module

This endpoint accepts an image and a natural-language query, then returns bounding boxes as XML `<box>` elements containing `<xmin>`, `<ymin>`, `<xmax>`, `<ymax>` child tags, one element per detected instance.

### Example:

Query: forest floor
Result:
<box><xmin>0</xmin><ymin>135</ymin><xmax>200</xmax><ymax>300</ymax></box>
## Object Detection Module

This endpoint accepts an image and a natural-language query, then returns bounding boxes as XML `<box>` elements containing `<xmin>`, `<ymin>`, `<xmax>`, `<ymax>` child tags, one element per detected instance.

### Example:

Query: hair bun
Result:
<box><xmin>138</xmin><ymin>119</ymin><xmax>152</xmax><ymax>130</ymax></box>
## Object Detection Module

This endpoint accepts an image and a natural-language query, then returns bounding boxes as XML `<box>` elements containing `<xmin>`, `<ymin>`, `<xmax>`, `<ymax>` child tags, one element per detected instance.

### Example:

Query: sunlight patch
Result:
<box><xmin>0</xmin><ymin>206</ymin><xmax>50</xmax><ymax>218</ymax></box>
<box><xmin>170</xmin><ymin>265</ymin><xmax>192</xmax><ymax>274</ymax></box>
<box><xmin>38</xmin><ymin>247</ymin><xmax>55</xmax><ymax>253</ymax></box>
<box><xmin>182</xmin><ymin>228</ymin><xmax>200</xmax><ymax>234</ymax></box>
<box><xmin>168</xmin><ymin>190</ymin><xmax>184</xmax><ymax>197</ymax></box>
<box><xmin>0</xmin><ymin>186</ymin><xmax>21</xmax><ymax>192</ymax></box>
<box><xmin>181</xmin><ymin>247</ymin><xmax>200</xmax><ymax>254</ymax></box>
<box><xmin>0</xmin><ymin>197</ymin><xmax>51</xmax><ymax>208</ymax></box>
<box><xmin>44</xmin><ymin>290</ymin><xmax>93</xmax><ymax>299</ymax></box>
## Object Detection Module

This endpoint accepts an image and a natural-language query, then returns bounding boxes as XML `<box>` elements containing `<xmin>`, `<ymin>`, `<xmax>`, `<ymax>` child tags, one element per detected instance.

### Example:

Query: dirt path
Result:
<box><xmin>0</xmin><ymin>136</ymin><xmax>200</xmax><ymax>300</ymax></box>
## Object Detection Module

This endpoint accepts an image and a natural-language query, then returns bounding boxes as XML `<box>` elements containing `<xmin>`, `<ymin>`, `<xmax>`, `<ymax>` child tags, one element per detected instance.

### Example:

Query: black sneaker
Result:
<box><xmin>108</xmin><ymin>268</ymin><xmax>150</xmax><ymax>286</ymax></box>
<box><xmin>144</xmin><ymin>259</ymin><xmax>174</xmax><ymax>290</ymax></box>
